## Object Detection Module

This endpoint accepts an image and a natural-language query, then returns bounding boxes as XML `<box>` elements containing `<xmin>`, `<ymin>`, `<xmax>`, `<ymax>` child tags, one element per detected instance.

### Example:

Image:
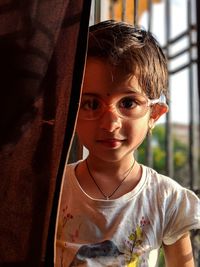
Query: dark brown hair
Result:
<box><xmin>88</xmin><ymin>20</ymin><xmax>168</xmax><ymax>99</ymax></box>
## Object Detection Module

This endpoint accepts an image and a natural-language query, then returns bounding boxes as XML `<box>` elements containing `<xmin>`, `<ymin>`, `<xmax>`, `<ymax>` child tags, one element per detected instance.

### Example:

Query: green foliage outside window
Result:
<box><xmin>137</xmin><ymin>124</ymin><xmax>189</xmax><ymax>185</ymax></box>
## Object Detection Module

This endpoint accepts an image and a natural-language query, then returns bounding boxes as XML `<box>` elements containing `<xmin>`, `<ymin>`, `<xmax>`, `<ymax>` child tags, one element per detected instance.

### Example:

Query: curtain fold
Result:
<box><xmin>0</xmin><ymin>0</ymin><xmax>91</xmax><ymax>266</ymax></box>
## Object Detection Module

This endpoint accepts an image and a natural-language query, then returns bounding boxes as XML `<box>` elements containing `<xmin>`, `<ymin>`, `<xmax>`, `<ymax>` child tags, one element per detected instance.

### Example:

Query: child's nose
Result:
<box><xmin>99</xmin><ymin>108</ymin><xmax>122</xmax><ymax>132</ymax></box>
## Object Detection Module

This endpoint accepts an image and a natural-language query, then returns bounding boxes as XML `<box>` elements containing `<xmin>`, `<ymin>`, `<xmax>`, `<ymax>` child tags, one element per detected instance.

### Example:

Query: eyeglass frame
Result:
<box><xmin>78</xmin><ymin>92</ymin><xmax>166</xmax><ymax>120</ymax></box>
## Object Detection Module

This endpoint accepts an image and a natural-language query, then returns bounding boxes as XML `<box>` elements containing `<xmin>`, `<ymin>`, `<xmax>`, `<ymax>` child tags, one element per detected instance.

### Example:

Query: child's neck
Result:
<box><xmin>75</xmin><ymin>155</ymin><xmax>142</xmax><ymax>200</ymax></box>
<box><xmin>86</xmin><ymin>155</ymin><xmax>136</xmax><ymax>179</ymax></box>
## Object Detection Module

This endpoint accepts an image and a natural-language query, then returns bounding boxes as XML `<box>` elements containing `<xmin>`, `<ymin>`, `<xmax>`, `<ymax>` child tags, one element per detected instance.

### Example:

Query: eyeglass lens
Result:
<box><xmin>78</xmin><ymin>93</ymin><xmax>152</xmax><ymax>120</ymax></box>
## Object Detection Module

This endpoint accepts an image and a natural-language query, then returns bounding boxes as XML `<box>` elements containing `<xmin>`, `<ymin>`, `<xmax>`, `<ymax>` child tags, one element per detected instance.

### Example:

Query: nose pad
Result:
<box><xmin>99</xmin><ymin>108</ymin><xmax>122</xmax><ymax>132</ymax></box>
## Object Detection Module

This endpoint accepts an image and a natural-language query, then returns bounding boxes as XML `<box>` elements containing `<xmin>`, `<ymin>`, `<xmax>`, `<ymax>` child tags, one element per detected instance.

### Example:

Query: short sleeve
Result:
<box><xmin>163</xmin><ymin>188</ymin><xmax>200</xmax><ymax>245</ymax></box>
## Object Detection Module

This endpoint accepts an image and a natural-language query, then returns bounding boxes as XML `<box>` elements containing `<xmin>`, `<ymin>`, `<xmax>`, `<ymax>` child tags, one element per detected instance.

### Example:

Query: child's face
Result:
<box><xmin>76</xmin><ymin>58</ymin><xmax>166</xmax><ymax>162</ymax></box>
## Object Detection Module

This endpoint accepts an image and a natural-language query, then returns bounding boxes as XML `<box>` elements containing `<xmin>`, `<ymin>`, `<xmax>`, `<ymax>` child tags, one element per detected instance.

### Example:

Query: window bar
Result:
<box><xmin>95</xmin><ymin>0</ymin><xmax>101</xmax><ymax>23</ymax></box>
<box><xmin>146</xmin><ymin>0</ymin><xmax>154</xmax><ymax>168</ymax></box>
<box><xmin>147</xmin><ymin>0</ymin><xmax>153</xmax><ymax>31</ymax></box>
<box><xmin>133</xmin><ymin>0</ymin><xmax>139</xmax><ymax>26</ymax></box>
<box><xmin>188</xmin><ymin>0</ymin><xmax>195</xmax><ymax>190</ymax></box>
<box><xmin>132</xmin><ymin>0</ymin><xmax>139</xmax><ymax>162</ymax></box>
<box><xmin>122</xmin><ymin>0</ymin><xmax>126</xmax><ymax>21</ymax></box>
<box><xmin>165</xmin><ymin>0</ymin><xmax>174</xmax><ymax>178</ymax></box>
<box><xmin>189</xmin><ymin>2</ymin><xmax>200</xmax><ymax>262</ymax></box>
<box><xmin>196</xmin><ymin>0</ymin><xmax>200</xmax><ymax>182</ymax></box>
<box><xmin>109</xmin><ymin>0</ymin><xmax>115</xmax><ymax>20</ymax></box>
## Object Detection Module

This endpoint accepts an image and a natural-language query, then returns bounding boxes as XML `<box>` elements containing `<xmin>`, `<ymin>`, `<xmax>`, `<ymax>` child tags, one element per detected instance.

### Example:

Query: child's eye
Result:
<box><xmin>80</xmin><ymin>97</ymin><xmax>101</xmax><ymax>110</ymax></box>
<box><xmin>118</xmin><ymin>97</ymin><xmax>138</xmax><ymax>109</ymax></box>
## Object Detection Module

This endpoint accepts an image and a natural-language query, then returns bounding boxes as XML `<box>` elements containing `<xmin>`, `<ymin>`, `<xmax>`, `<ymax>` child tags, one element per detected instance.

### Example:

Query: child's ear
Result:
<box><xmin>149</xmin><ymin>103</ymin><xmax>168</xmax><ymax>122</ymax></box>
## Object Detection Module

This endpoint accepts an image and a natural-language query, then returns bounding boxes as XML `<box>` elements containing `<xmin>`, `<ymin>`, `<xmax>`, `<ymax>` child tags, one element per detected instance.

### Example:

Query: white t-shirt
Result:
<box><xmin>56</xmin><ymin>162</ymin><xmax>200</xmax><ymax>267</ymax></box>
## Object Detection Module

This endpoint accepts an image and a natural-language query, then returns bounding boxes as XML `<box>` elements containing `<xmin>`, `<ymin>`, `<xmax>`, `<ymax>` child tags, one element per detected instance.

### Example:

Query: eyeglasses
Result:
<box><xmin>78</xmin><ymin>92</ymin><xmax>162</xmax><ymax>120</ymax></box>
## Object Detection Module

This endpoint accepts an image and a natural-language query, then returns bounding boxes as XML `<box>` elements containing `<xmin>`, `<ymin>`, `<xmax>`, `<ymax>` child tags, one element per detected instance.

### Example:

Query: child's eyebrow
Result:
<box><xmin>82</xmin><ymin>88</ymin><xmax>142</xmax><ymax>98</ymax></box>
<box><xmin>82</xmin><ymin>89</ymin><xmax>141</xmax><ymax>96</ymax></box>
<box><xmin>123</xmin><ymin>89</ymin><xmax>141</xmax><ymax>94</ymax></box>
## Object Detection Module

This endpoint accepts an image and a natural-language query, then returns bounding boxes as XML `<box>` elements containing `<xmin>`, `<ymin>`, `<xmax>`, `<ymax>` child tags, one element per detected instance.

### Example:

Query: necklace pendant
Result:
<box><xmin>106</xmin><ymin>196</ymin><xmax>109</xmax><ymax>200</ymax></box>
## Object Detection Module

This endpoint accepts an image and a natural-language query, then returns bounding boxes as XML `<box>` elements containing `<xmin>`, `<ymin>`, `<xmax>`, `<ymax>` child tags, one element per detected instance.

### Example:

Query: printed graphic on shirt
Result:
<box><xmin>124</xmin><ymin>217</ymin><xmax>150</xmax><ymax>266</ymax></box>
<box><xmin>57</xmin><ymin>205</ymin><xmax>81</xmax><ymax>242</ymax></box>
<box><xmin>57</xmin><ymin>205</ymin><xmax>151</xmax><ymax>266</ymax></box>
<box><xmin>69</xmin><ymin>240</ymin><xmax>123</xmax><ymax>266</ymax></box>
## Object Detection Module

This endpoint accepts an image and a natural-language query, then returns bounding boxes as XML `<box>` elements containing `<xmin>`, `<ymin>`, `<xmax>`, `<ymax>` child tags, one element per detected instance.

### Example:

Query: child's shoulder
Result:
<box><xmin>142</xmin><ymin>164</ymin><xmax>199</xmax><ymax>204</ymax></box>
<box><xmin>142</xmin><ymin>164</ymin><xmax>189</xmax><ymax>193</ymax></box>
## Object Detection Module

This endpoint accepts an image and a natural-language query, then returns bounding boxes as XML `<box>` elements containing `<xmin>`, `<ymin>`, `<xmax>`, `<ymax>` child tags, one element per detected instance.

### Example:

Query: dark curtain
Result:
<box><xmin>0</xmin><ymin>0</ymin><xmax>91</xmax><ymax>266</ymax></box>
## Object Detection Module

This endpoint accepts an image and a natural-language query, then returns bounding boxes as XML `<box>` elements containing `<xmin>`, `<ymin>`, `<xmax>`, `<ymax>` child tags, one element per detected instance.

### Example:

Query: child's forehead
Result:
<box><xmin>82</xmin><ymin>79</ymin><xmax>143</xmax><ymax>97</ymax></box>
<box><xmin>83</xmin><ymin>57</ymin><xmax>143</xmax><ymax>95</ymax></box>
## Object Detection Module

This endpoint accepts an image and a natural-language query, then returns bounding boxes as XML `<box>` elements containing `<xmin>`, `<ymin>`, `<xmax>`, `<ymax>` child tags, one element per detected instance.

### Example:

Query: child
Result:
<box><xmin>56</xmin><ymin>20</ymin><xmax>200</xmax><ymax>267</ymax></box>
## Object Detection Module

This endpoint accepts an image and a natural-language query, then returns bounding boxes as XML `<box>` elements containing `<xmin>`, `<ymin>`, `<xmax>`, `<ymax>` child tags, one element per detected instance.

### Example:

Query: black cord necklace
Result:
<box><xmin>85</xmin><ymin>158</ymin><xmax>135</xmax><ymax>200</ymax></box>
